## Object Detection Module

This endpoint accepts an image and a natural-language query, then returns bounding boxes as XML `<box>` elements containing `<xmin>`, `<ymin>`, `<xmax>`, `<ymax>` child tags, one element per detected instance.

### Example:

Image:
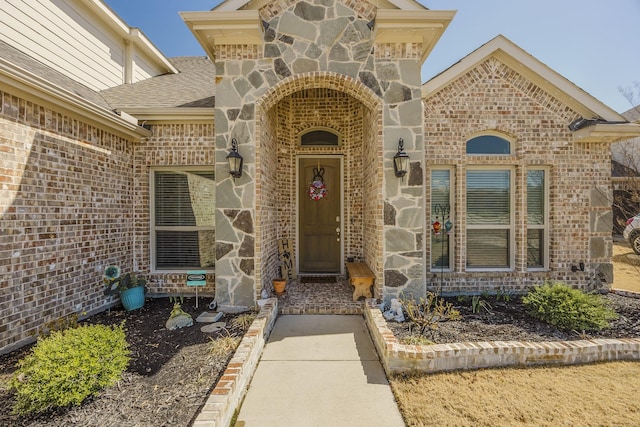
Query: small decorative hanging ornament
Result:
<box><xmin>432</xmin><ymin>220</ymin><xmax>441</xmax><ymax>235</ymax></box>
<box><xmin>444</xmin><ymin>219</ymin><xmax>453</xmax><ymax>234</ymax></box>
<box><xmin>308</xmin><ymin>167</ymin><xmax>327</xmax><ymax>201</ymax></box>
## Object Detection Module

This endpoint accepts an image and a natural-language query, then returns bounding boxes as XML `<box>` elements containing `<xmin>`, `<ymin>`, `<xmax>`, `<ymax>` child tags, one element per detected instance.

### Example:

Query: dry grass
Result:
<box><xmin>390</xmin><ymin>361</ymin><xmax>640</xmax><ymax>426</ymax></box>
<box><xmin>208</xmin><ymin>334</ymin><xmax>240</xmax><ymax>360</ymax></box>
<box><xmin>612</xmin><ymin>241</ymin><xmax>640</xmax><ymax>293</ymax></box>
<box><xmin>231</xmin><ymin>313</ymin><xmax>257</xmax><ymax>330</ymax></box>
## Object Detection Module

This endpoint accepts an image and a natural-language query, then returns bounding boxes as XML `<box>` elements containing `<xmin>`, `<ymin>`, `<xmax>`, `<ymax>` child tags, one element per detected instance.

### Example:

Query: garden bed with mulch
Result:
<box><xmin>0</xmin><ymin>297</ymin><xmax>253</xmax><ymax>427</ymax></box>
<box><xmin>386</xmin><ymin>293</ymin><xmax>640</xmax><ymax>344</ymax></box>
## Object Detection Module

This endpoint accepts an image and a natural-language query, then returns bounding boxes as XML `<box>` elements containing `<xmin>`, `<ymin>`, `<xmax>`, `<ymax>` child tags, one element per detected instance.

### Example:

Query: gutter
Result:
<box><xmin>0</xmin><ymin>58</ymin><xmax>150</xmax><ymax>140</ymax></box>
<box><xmin>119</xmin><ymin>107</ymin><xmax>215</xmax><ymax>123</ymax></box>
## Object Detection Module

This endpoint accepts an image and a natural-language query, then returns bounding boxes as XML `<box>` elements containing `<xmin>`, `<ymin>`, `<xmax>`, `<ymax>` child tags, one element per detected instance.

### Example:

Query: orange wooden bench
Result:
<box><xmin>346</xmin><ymin>262</ymin><xmax>374</xmax><ymax>301</ymax></box>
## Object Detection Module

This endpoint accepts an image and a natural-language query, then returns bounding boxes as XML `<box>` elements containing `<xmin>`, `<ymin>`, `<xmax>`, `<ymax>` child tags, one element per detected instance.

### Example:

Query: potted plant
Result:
<box><xmin>103</xmin><ymin>265</ymin><xmax>147</xmax><ymax>311</ymax></box>
<box><xmin>272</xmin><ymin>275</ymin><xmax>287</xmax><ymax>294</ymax></box>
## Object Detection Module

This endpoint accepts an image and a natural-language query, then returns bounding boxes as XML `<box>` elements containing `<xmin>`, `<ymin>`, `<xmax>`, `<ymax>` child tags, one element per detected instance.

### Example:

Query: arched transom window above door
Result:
<box><xmin>299</xmin><ymin>128</ymin><xmax>341</xmax><ymax>147</ymax></box>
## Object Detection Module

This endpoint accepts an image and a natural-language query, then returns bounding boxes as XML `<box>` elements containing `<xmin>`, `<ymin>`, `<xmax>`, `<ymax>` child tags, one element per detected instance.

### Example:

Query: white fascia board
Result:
<box><xmin>127</xmin><ymin>29</ymin><xmax>178</xmax><ymax>74</ymax></box>
<box><xmin>87</xmin><ymin>0</ymin><xmax>177</xmax><ymax>74</ymax></box>
<box><xmin>212</xmin><ymin>0</ymin><xmax>253</xmax><ymax>12</ymax></box>
<box><xmin>573</xmin><ymin>123</ymin><xmax>640</xmax><ymax>143</ymax></box>
<box><xmin>0</xmin><ymin>59</ymin><xmax>150</xmax><ymax>140</ymax></box>
<box><xmin>422</xmin><ymin>35</ymin><xmax>625</xmax><ymax>122</ymax></box>
<box><xmin>120</xmin><ymin>108</ymin><xmax>215</xmax><ymax>122</ymax></box>
<box><xmin>385</xmin><ymin>0</ymin><xmax>429</xmax><ymax>11</ymax></box>
<box><xmin>181</xmin><ymin>10</ymin><xmax>263</xmax><ymax>58</ymax></box>
<box><xmin>374</xmin><ymin>10</ymin><xmax>456</xmax><ymax>62</ymax></box>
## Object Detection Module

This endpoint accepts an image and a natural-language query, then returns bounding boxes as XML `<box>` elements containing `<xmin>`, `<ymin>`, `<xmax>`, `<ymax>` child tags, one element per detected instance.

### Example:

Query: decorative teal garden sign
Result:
<box><xmin>187</xmin><ymin>270</ymin><xmax>206</xmax><ymax>307</ymax></box>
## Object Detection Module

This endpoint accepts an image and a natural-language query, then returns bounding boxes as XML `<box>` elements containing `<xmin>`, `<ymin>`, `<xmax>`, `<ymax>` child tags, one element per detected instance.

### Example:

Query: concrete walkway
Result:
<box><xmin>235</xmin><ymin>315</ymin><xmax>405</xmax><ymax>427</ymax></box>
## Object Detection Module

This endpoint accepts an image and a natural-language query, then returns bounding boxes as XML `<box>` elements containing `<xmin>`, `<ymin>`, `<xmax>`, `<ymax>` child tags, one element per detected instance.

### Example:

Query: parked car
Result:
<box><xmin>623</xmin><ymin>214</ymin><xmax>640</xmax><ymax>254</ymax></box>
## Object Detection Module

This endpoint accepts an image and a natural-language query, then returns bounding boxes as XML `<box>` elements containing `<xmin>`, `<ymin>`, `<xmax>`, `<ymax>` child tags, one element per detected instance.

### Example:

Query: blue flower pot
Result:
<box><xmin>120</xmin><ymin>286</ymin><xmax>145</xmax><ymax>311</ymax></box>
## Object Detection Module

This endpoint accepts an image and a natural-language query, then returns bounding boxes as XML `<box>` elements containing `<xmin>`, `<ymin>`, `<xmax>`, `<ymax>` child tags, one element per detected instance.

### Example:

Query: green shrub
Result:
<box><xmin>10</xmin><ymin>323</ymin><xmax>130</xmax><ymax>415</ymax></box>
<box><xmin>522</xmin><ymin>282</ymin><xmax>618</xmax><ymax>331</ymax></box>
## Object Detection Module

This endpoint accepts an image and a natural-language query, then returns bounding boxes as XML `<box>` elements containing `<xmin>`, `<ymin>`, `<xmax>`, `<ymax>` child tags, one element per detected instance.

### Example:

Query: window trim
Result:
<box><xmin>526</xmin><ymin>167</ymin><xmax>549</xmax><ymax>271</ymax></box>
<box><xmin>298</xmin><ymin>127</ymin><xmax>341</xmax><ymax>147</ymax></box>
<box><xmin>430</xmin><ymin>166</ymin><xmax>454</xmax><ymax>272</ymax></box>
<box><xmin>150</xmin><ymin>166</ymin><xmax>216</xmax><ymax>274</ymax></box>
<box><xmin>465</xmin><ymin>166</ymin><xmax>515</xmax><ymax>272</ymax></box>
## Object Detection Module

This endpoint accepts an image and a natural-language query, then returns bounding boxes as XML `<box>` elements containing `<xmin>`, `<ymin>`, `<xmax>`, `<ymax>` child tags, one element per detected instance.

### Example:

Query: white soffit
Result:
<box><xmin>422</xmin><ymin>35</ymin><xmax>625</xmax><ymax>122</ymax></box>
<box><xmin>374</xmin><ymin>10</ymin><xmax>456</xmax><ymax>62</ymax></box>
<box><xmin>573</xmin><ymin>123</ymin><xmax>640</xmax><ymax>143</ymax></box>
<box><xmin>180</xmin><ymin>10</ymin><xmax>263</xmax><ymax>59</ymax></box>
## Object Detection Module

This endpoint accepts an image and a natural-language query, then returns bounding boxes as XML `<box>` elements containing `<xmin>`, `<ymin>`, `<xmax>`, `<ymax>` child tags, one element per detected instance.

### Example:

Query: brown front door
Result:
<box><xmin>298</xmin><ymin>156</ymin><xmax>342</xmax><ymax>274</ymax></box>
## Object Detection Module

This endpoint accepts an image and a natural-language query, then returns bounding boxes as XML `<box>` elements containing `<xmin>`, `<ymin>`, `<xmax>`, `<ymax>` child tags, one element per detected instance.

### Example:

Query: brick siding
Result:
<box><xmin>0</xmin><ymin>90</ymin><xmax>134</xmax><ymax>351</ymax></box>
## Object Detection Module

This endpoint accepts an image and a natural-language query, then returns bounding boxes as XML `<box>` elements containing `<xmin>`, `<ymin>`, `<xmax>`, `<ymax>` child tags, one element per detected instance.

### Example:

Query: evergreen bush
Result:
<box><xmin>10</xmin><ymin>323</ymin><xmax>130</xmax><ymax>415</ymax></box>
<box><xmin>522</xmin><ymin>282</ymin><xmax>618</xmax><ymax>331</ymax></box>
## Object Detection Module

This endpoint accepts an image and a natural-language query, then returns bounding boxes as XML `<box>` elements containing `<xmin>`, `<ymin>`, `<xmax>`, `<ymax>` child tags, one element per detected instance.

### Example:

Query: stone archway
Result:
<box><xmin>253</xmin><ymin>72</ymin><xmax>383</xmax><ymax>298</ymax></box>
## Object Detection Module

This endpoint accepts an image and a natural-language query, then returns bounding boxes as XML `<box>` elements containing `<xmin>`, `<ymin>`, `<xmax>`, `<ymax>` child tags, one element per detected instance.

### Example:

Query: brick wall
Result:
<box><xmin>132</xmin><ymin>122</ymin><xmax>216</xmax><ymax>294</ymax></box>
<box><xmin>424</xmin><ymin>58</ymin><xmax>612</xmax><ymax>292</ymax></box>
<box><xmin>256</xmin><ymin>106</ymin><xmax>279</xmax><ymax>294</ymax></box>
<box><xmin>255</xmin><ymin>81</ymin><xmax>381</xmax><ymax>298</ymax></box>
<box><xmin>0</xmin><ymin>90</ymin><xmax>134</xmax><ymax>352</ymax></box>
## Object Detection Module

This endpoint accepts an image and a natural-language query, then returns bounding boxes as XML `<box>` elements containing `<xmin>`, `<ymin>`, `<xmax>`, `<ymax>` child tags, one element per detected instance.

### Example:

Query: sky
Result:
<box><xmin>103</xmin><ymin>0</ymin><xmax>640</xmax><ymax>114</ymax></box>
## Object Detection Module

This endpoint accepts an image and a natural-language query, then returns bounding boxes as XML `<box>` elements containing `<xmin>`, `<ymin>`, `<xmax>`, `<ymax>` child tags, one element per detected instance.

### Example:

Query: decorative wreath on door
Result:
<box><xmin>308</xmin><ymin>167</ymin><xmax>327</xmax><ymax>201</ymax></box>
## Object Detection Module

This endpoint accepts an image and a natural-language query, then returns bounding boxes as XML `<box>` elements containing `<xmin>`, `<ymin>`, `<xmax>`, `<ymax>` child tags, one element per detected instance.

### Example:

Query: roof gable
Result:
<box><xmin>422</xmin><ymin>35</ymin><xmax>625</xmax><ymax>123</ymax></box>
<box><xmin>212</xmin><ymin>0</ymin><xmax>426</xmax><ymax>12</ymax></box>
<box><xmin>182</xmin><ymin>0</ymin><xmax>454</xmax><ymax>63</ymax></box>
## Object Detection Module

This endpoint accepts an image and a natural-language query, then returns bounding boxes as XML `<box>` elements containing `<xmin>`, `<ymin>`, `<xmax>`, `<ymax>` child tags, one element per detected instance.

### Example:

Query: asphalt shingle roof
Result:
<box><xmin>0</xmin><ymin>39</ymin><xmax>113</xmax><ymax>111</ymax></box>
<box><xmin>100</xmin><ymin>56</ymin><xmax>215</xmax><ymax>110</ymax></box>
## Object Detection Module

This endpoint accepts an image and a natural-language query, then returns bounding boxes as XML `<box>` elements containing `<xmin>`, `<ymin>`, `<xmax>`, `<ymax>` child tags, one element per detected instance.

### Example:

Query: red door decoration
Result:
<box><xmin>308</xmin><ymin>167</ymin><xmax>327</xmax><ymax>201</ymax></box>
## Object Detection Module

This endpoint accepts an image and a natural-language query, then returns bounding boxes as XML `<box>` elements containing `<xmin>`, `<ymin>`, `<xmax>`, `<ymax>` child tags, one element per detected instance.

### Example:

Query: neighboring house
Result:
<box><xmin>1</xmin><ymin>0</ymin><xmax>640</xmax><ymax>353</ymax></box>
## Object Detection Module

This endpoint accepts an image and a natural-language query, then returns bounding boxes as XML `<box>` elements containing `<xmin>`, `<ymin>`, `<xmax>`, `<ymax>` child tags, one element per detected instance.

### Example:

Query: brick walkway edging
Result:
<box><xmin>363</xmin><ymin>299</ymin><xmax>640</xmax><ymax>375</ymax></box>
<box><xmin>192</xmin><ymin>298</ymin><xmax>279</xmax><ymax>427</ymax></box>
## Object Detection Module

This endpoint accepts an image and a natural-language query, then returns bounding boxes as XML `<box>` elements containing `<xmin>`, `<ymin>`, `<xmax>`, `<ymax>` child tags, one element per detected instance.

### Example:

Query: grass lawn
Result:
<box><xmin>390</xmin><ymin>361</ymin><xmax>640</xmax><ymax>426</ymax></box>
<box><xmin>613</xmin><ymin>241</ymin><xmax>640</xmax><ymax>293</ymax></box>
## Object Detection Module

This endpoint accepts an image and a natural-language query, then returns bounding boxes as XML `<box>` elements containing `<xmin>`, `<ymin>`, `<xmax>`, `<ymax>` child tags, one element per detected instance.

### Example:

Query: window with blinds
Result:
<box><xmin>466</xmin><ymin>169</ymin><xmax>512</xmax><ymax>269</ymax></box>
<box><xmin>431</xmin><ymin>169</ymin><xmax>452</xmax><ymax>269</ymax></box>
<box><xmin>152</xmin><ymin>169</ymin><xmax>215</xmax><ymax>271</ymax></box>
<box><xmin>527</xmin><ymin>169</ymin><xmax>547</xmax><ymax>269</ymax></box>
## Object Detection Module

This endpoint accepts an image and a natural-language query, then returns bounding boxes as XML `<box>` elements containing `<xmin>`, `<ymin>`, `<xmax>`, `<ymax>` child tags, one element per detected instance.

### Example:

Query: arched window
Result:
<box><xmin>466</xmin><ymin>135</ymin><xmax>511</xmax><ymax>155</ymax></box>
<box><xmin>300</xmin><ymin>129</ymin><xmax>340</xmax><ymax>146</ymax></box>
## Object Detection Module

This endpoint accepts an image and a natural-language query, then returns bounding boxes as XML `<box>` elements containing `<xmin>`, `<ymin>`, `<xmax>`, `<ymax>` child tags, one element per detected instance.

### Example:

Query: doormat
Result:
<box><xmin>300</xmin><ymin>276</ymin><xmax>337</xmax><ymax>283</ymax></box>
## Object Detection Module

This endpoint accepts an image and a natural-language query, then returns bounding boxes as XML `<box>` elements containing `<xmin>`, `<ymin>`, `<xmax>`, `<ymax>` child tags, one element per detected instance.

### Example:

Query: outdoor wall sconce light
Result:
<box><xmin>393</xmin><ymin>138</ymin><xmax>410</xmax><ymax>180</ymax></box>
<box><xmin>226</xmin><ymin>138</ymin><xmax>243</xmax><ymax>179</ymax></box>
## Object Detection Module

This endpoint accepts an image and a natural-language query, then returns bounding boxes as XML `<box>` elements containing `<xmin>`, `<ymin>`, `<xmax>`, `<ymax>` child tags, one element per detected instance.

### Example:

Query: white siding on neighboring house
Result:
<box><xmin>0</xmin><ymin>0</ymin><xmax>171</xmax><ymax>90</ymax></box>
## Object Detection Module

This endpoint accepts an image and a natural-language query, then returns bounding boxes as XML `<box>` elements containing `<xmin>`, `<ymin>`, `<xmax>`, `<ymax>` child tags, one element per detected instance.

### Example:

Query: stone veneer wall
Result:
<box><xmin>132</xmin><ymin>122</ymin><xmax>216</xmax><ymax>293</ymax></box>
<box><xmin>0</xmin><ymin>90</ymin><xmax>134</xmax><ymax>352</ymax></box>
<box><xmin>423</xmin><ymin>57</ymin><xmax>612</xmax><ymax>293</ymax></box>
<box><xmin>214</xmin><ymin>0</ymin><xmax>426</xmax><ymax>306</ymax></box>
